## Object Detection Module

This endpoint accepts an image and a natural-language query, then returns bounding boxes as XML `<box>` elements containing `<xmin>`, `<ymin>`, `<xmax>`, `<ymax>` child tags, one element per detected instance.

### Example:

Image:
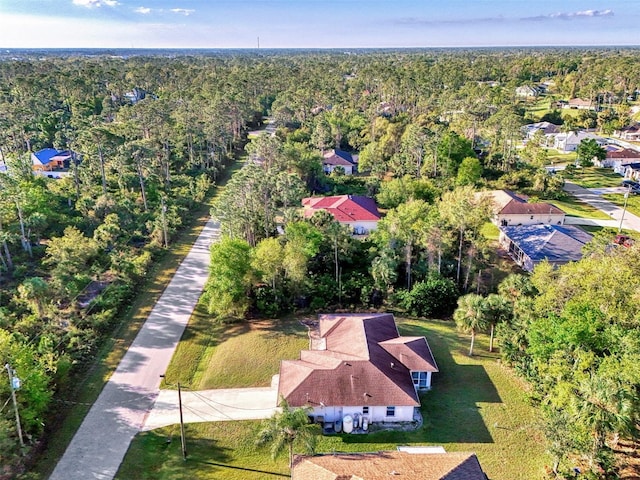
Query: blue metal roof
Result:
<box><xmin>33</xmin><ymin>148</ymin><xmax>61</xmax><ymax>165</ymax></box>
<box><xmin>500</xmin><ymin>225</ymin><xmax>592</xmax><ymax>263</ymax></box>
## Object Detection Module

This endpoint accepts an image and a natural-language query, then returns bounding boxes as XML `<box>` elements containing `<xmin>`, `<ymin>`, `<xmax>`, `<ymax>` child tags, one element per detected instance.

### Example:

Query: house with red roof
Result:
<box><xmin>322</xmin><ymin>149</ymin><xmax>357</xmax><ymax>175</ymax></box>
<box><xmin>277</xmin><ymin>314</ymin><xmax>438</xmax><ymax>427</ymax></box>
<box><xmin>302</xmin><ymin>195</ymin><xmax>381</xmax><ymax>235</ymax></box>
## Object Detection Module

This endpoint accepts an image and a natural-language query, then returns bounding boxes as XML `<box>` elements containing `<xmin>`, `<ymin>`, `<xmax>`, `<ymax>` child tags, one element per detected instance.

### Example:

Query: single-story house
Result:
<box><xmin>614</xmin><ymin>124</ymin><xmax>640</xmax><ymax>142</ymax></box>
<box><xmin>523</xmin><ymin>121</ymin><xmax>560</xmax><ymax>144</ymax></box>
<box><xmin>302</xmin><ymin>195</ymin><xmax>381</xmax><ymax>235</ymax></box>
<box><xmin>553</xmin><ymin>131</ymin><xmax>605</xmax><ymax>153</ymax></box>
<box><xmin>515</xmin><ymin>85</ymin><xmax>541</xmax><ymax>98</ymax></box>
<box><xmin>595</xmin><ymin>145</ymin><xmax>640</xmax><ymax>170</ymax></box>
<box><xmin>292</xmin><ymin>450</ymin><xmax>487</xmax><ymax>480</ymax></box>
<box><xmin>278</xmin><ymin>313</ymin><xmax>438</xmax><ymax>426</ymax></box>
<box><xmin>483</xmin><ymin>190</ymin><xmax>565</xmax><ymax>226</ymax></box>
<box><xmin>563</xmin><ymin>98</ymin><xmax>598</xmax><ymax>111</ymax></box>
<box><xmin>499</xmin><ymin>224</ymin><xmax>592</xmax><ymax>272</ymax></box>
<box><xmin>322</xmin><ymin>149</ymin><xmax>357</xmax><ymax>175</ymax></box>
<box><xmin>31</xmin><ymin>148</ymin><xmax>74</xmax><ymax>172</ymax></box>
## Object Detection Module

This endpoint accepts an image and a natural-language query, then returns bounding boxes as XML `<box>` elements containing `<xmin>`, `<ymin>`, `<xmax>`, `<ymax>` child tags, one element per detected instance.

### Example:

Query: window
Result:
<box><xmin>386</xmin><ymin>406</ymin><xmax>395</xmax><ymax>417</ymax></box>
<box><xmin>412</xmin><ymin>371</ymin><xmax>429</xmax><ymax>389</ymax></box>
<box><xmin>362</xmin><ymin>406</ymin><xmax>369</xmax><ymax>415</ymax></box>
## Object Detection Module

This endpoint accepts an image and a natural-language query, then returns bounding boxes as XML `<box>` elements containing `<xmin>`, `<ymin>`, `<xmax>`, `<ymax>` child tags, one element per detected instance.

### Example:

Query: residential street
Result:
<box><xmin>48</xmin><ymin>220</ymin><xmax>220</xmax><ymax>480</ymax></box>
<box><xmin>563</xmin><ymin>181</ymin><xmax>640</xmax><ymax>232</ymax></box>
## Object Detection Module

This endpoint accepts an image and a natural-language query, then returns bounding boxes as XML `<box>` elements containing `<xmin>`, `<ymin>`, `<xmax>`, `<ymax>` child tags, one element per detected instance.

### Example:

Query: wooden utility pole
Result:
<box><xmin>5</xmin><ymin>363</ymin><xmax>24</xmax><ymax>447</ymax></box>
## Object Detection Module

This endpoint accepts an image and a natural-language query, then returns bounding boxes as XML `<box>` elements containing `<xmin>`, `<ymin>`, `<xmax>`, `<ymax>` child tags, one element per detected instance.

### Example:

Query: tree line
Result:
<box><xmin>0</xmin><ymin>47</ymin><xmax>639</xmax><ymax>474</ymax></box>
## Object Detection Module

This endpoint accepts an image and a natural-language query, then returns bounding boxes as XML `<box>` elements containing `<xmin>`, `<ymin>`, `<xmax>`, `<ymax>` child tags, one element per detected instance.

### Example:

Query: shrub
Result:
<box><xmin>398</xmin><ymin>275</ymin><xmax>459</xmax><ymax>318</ymax></box>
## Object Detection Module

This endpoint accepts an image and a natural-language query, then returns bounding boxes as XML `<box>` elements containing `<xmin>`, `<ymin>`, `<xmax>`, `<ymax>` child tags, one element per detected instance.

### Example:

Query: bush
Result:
<box><xmin>398</xmin><ymin>275</ymin><xmax>459</xmax><ymax>318</ymax></box>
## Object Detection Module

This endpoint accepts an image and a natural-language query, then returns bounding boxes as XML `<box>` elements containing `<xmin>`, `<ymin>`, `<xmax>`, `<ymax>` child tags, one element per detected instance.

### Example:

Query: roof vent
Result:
<box><xmin>390</xmin><ymin>362</ymin><xmax>395</xmax><ymax>369</ymax></box>
<box><xmin>390</xmin><ymin>471</ymin><xmax>400</xmax><ymax>476</ymax></box>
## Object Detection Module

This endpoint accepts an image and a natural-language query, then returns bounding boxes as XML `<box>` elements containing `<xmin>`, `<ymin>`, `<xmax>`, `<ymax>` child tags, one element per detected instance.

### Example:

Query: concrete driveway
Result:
<box><xmin>143</xmin><ymin>385</ymin><xmax>279</xmax><ymax>431</ymax></box>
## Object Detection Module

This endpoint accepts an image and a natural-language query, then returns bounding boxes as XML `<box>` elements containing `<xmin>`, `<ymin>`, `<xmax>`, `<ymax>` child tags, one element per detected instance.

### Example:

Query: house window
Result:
<box><xmin>362</xmin><ymin>406</ymin><xmax>369</xmax><ymax>415</ymax></box>
<box><xmin>386</xmin><ymin>406</ymin><xmax>395</xmax><ymax>417</ymax></box>
<box><xmin>412</xmin><ymin>371</ymin><xmax>429</xmax><ymax>389</ymax></box>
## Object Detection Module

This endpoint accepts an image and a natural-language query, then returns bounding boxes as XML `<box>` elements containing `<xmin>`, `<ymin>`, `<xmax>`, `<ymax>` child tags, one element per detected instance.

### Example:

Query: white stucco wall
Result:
<box><xmin>497</xmin><ymin>213</ymin><xmax>565</xmax><ymax>226</ymax></box>
<box><xmin>345</xmin><ymin>220</ymin><xmax>379</xmax><ymax>235</ymax></box>
<box><xmin>308</xmin><ymin>405</ymin><xmax>415</xmax><ymax>424</ymax></box>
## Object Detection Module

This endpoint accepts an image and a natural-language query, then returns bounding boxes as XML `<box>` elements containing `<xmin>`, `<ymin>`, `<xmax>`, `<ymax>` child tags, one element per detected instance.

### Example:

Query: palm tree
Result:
<box><xmin>483</xmin><ymin>293</ymin><xmax>513</xmax><ymax>352</ymax></box>
<box><xmin>453</xmin><ymin>293</ymin><xmax>489</xmax><ymax>356</ymax></box>
<box><xmin>256</xmin><ymin>399</ymin><xmax>320</xmax><ymax>469</ymax></box>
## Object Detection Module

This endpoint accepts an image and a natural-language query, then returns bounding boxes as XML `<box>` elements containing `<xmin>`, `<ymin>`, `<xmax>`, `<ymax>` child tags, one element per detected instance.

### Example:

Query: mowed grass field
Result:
<box><xmin>564</xmin><ymin>167</ymin><xmax>625</xmax><ymax>189</ymax></box>
<box><xmin>117</xmin><ymin>315</ymin><xmax>549</xmax><ymax>480</ymax></box>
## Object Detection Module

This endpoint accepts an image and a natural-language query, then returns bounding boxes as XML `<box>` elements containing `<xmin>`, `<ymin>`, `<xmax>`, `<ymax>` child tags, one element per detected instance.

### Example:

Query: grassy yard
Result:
<box><xmin>563</xmin><ymin>167</ymin><xmax>624</xmax><ymax>189</ymax></box>
<box><xmin>602</xmin><ymin>193</ymin><xmax>640</xmax><ymax>218</ymax></box>
<box><xmin>163</xmin><ymin>307</ymin><xmax>309</xmax><ymax>390</ymax></box>
<box><xmin>117</xmin><ymin>317</ymin><xmax>549</xmax><ymax>480</ymax></box>
<box><xmin>545</xmin><ymin>196</ymin><xmax>611</xmax><ymax>220</ymax></box>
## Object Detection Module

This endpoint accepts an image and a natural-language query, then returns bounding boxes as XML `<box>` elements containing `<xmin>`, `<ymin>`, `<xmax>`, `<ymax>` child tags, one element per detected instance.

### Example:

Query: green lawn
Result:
<box><xmin>602</xmin><ymin>193</ymin><xmax>640</xmax><ymax>218</ymax></box>
<box><xmin>117</xmin><ymin>317</ymin><xmax>549</xmax><ymax>480</ymax></box>
<box><xmin>163</xmin><ymin>307</ymin><xmax>309</xmax><ymax>390</ymax></box>
<box><xmin>564</xmin><ymin>167</ymin><xmax>625</xmax><ymax>189</ymax></box>
<box><xmin>546</xmin><ymin>196</ymin><xmax>611</xmax><ymax>220</ymax></box>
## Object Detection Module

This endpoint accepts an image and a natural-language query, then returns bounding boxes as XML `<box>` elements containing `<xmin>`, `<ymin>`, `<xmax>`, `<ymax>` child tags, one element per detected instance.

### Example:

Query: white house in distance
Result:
<box><xmin>553</xmin><ymin>131</ymin><xmax>605</xmax><ymax>153</ymax></box>
<box><xmin>302</xmin><ymin>194</ymin><xmax>381</xmax><ymax>235</ymax></box>
<box><xmin>278</xmin><ymin>313</ymin><xmax>438</xmax><ymax>428</ymax></box>
<box><xmin>322</xmin><ymin>149</ymin><xmax>357</xmax><ymax>175</ymax></box>
<box><xmin>483</xmin><ymin>190</ymin><xmax>565</xmax><ymax>227</ymax></box>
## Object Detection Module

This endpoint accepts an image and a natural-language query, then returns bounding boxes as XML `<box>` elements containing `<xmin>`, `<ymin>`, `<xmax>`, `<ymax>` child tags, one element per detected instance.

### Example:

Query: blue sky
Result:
<box><xmin>0</xmin><ymin>0</ymin><xmax>638</xmax><ymax>49</ymax></box>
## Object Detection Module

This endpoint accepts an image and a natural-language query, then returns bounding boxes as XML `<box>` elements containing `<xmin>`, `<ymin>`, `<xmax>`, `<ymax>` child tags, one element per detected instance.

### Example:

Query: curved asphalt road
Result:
<box><xmin>49</xmin><ymin>219</ymin><xmax>220</xmax><ymax>480</ymax></box>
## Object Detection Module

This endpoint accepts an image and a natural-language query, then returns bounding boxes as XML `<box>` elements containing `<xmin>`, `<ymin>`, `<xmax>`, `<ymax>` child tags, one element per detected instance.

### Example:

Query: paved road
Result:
<box><xmin>49</xmin><ymin>220</ymin><xmax>220</xmax><ymax>480</ymax></box>
<box><xmin>563</xmin><ymin>181</ymin><xmax>640</xmax><ymax>232</ymax></box>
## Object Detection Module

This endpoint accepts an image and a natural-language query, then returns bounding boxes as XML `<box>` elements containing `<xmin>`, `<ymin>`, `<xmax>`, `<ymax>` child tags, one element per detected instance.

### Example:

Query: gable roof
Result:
<box><xmin>302</xmin><ymin>195</ymin><xmax>381</xmax><ymax>223</ymax></box>
<box><xmin>499</xmin><ymin>201</ymin><xmax>564</xmax><ymax>216</ymax></box>
<box><xmin>278</xmin><ymin>314</ymin><xmax>438</xmax><ymax>408</ymax></box>
<box><xmin>32</xmin><ymin>148</ymin><xmax>73</xmax><ymax>166</ymax></box>
<box><xmin>482</xmin><ymin>190</ymin><xmax>564</xmax><ymax>217</ymax></box>
<box><xmin>500</xmin><ymin>224</ymin><xmax>592</xmax><ymax>263</ymax></box>
<box><xmin>605</xmin><ymin>147</ymin><xmax>640</xmax><ymax>159</ymax></box>
<box><xmin>525</xmin><ymin>121</ymin><xmax>560</xmax><ymax>135</ymax></box>
<box><xmin>292</xmin><ymin>451</ymin><xmax>487</xmax><ymax>480</ymax></box>
<box><xmin>323</xmin><ymin>149</ymin><xmax>355</xmax><ymax>167</ymax></box>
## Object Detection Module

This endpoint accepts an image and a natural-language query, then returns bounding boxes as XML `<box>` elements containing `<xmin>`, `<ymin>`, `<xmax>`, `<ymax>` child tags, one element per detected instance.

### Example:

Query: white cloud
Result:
<box><xmin>524</xmin><ymin>9</ymin><xmax>614</xmax><ymax>21</ymax></box>
<box><xmin>170</xmin><ymin>8</ymin><xmax>195</xmax><ymax>16</ymax></box>
<box><xmin>73</xmin><ymin>0</ymin><xmax>119</xmax><ymax>7</ymax></box>
<box><xmin>135</xmin><ymin>6</ymin><xmax>151</xmax><ymax>14</ymax></box>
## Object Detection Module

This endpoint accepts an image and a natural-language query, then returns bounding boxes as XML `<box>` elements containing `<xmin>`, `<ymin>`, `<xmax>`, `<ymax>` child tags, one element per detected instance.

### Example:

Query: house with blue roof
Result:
<box><xmin>31</xmin><ymin>148</ymin><xmax>75</xmax><ymax>175</ymax></box>
<box><xmin>499</xmin><ymin>224</ymin><xmax>592</xmax><ymax>272</ymax></box>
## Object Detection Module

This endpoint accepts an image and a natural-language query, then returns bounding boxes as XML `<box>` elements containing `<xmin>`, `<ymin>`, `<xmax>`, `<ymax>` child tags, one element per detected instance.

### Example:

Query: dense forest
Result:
<box><xmin>1</xmin><ymin>48</ymin><xmax>640</xmax><ymax>478</ymax></box>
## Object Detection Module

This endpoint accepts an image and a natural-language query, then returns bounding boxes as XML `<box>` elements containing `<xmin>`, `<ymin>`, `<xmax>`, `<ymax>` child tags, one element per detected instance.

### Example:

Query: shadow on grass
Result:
<box><xmin>192</xmin><ymin>460</ymin><xmax>289</xmax><ymax>477</ymax></box>
<box><xmin>398</xmin><ymin>320</ymin><xmax>503</xmax><ymax>444</ymax></box>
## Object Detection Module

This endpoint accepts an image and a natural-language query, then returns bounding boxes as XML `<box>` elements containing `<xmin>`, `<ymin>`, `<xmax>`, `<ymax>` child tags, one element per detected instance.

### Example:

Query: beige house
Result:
<box><xmin>483</xmin><ymin>190</ymin><xmax>565</xmax><ymax>227</ymax></box>
<box><xmin>278</xmin><ymin>314</ymin><xmax>438</xmax><ymax>427</ymax></box>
